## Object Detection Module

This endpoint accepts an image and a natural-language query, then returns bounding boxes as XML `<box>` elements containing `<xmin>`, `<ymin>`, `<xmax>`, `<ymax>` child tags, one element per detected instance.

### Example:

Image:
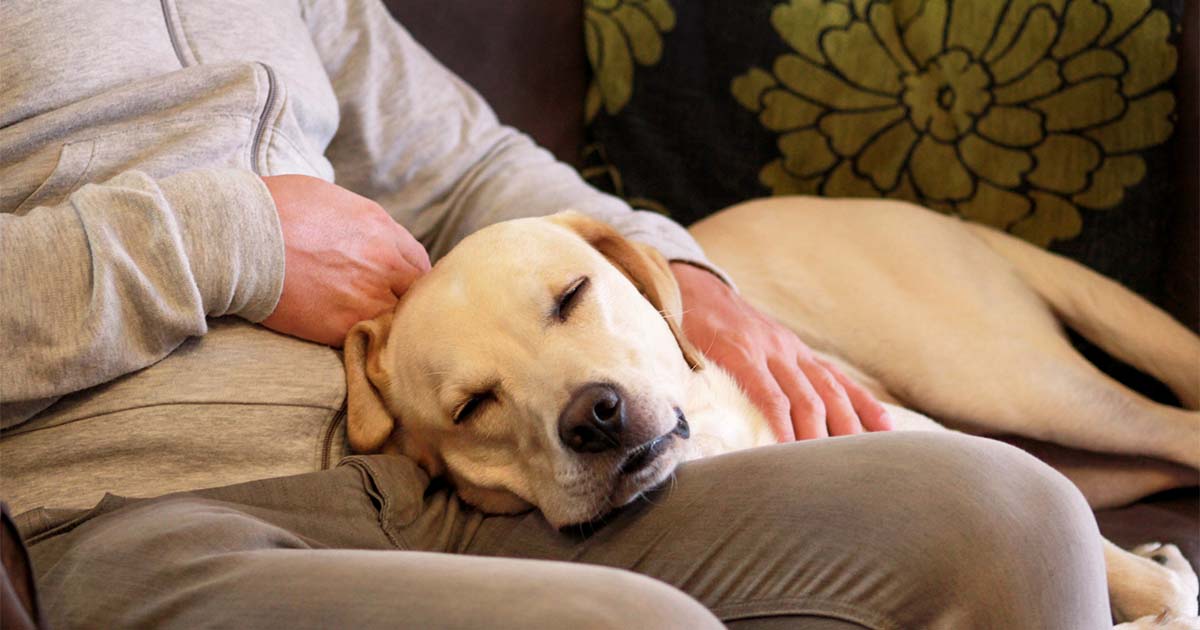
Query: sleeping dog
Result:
<box><xmin>343</xmin><ymin>199</ymin><xmax>1200</xmax><ymax>628</ymax></box>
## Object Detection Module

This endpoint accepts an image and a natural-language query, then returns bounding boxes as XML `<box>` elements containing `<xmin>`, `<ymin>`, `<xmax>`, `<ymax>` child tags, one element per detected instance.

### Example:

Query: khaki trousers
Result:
<box><xmin>24</xmin><ymin>432</ymin><xmax>1109</xmax><ymax>628</ymax></box>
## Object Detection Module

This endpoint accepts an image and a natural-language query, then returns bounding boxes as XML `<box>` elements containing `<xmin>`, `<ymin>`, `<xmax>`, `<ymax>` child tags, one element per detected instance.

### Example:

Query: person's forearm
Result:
<box><xmin>0</xmin><ymin>169</ymin><xmax>283</xmax><ymax>426</ymax></box>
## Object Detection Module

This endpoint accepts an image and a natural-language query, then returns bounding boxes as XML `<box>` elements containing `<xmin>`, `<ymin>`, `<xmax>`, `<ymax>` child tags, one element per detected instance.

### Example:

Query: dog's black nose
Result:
<box><xmin>559</xmin><ymin>383</ymin><xmax>625</xmax><ymax>453</ymax></box>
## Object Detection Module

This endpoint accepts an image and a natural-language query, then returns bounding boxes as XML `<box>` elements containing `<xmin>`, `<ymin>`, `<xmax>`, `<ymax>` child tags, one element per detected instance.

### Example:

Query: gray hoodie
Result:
<box><xmin>0</xmin><ymin>0</ymin><xmax>723</xmax><ymax>517</ymax></box>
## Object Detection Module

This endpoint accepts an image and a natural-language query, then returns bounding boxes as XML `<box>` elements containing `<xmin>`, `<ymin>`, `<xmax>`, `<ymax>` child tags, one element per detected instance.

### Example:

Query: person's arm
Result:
<box><xmin>0</xmin><ymin>169</ymin><xmax>284</xmax><ymax>427</ymax></box>
<box><xmin>1</xmin><ymin>171</ymin><xmax>430</xmax><ymax>428</ymax></box>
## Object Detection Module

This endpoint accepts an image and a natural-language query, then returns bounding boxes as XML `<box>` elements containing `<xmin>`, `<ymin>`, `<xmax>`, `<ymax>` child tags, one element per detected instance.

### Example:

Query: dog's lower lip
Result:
<box><xmin>619</xmin><ymin>435</ymin><xmax>671</xmax><ymax>475</ymax></box>
<box><xmin>673</xmin><ymin>408</ymin><xmax>690</xmax><ymax>438</ymax></box>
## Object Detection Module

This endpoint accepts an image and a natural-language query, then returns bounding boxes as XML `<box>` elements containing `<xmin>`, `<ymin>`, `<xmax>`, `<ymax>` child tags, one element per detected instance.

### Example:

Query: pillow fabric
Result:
<box><xmin>582</xmin><ymin>0</ymin><xmax>1184</xmax><ymax>305</ymax></box>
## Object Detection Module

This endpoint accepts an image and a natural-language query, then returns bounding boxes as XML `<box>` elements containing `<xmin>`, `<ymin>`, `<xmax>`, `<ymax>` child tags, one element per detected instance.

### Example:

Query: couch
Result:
<box><xmin>5</xmin><ymin>3</ymin><xmax>1192</xmax><ymax>627</ymax></box>
<box><xmin>2</xmin><ymin>2</ymin><xmax>1190</xmax><ymax>624</ymax></box>
<box><xmin>384</xmin><ymin>0</ymin><xmax>1198</xmax><ymax>576</ymax></box>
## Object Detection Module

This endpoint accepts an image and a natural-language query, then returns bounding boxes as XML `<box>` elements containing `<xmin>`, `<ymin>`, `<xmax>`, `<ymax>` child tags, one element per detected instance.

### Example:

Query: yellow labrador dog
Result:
<box><xmin>344</xmin><ymin>198</ymin><xmax>1199</xmax><ymax>628</ymax></box>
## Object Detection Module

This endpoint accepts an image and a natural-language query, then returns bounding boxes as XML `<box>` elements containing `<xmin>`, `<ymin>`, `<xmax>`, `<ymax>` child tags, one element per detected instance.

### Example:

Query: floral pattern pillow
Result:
<box><xmin>582</xmin><ymin>0</ymin><xmax>1185</xmax><ymax>304</ymax></box>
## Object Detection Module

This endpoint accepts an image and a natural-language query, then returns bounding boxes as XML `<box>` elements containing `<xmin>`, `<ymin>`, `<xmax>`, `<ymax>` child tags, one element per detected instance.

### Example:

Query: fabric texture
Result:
<box><xmin>23</xmin><ymin>434</ymin><xmax>1111</xmax><ymax>629</ymax></box>
<box><xmin>582</xmin><ymin>0</ymin><xmax>1185</xmax><ymax>307</ymax></box>
<box><xmin>0</xmin><ymin>0</ymin><xmax>727</xmax><ymax>514</ymax></box>
<box><xmin>1</xmin><ymin>503</ymin><xmax>43</xmax><ymax>630</ymax></box>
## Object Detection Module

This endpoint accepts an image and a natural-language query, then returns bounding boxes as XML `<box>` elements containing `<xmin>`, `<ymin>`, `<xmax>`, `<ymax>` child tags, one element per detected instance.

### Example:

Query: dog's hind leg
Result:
<box><xmin>876</xmin><ymin>225</ymin><xmax>1200</xmax><ymax>473</ymax></box>
<box><xmin>965</xmin><ymin>224</ymin><xmax>1200</xmax><ymax>411</ymax></box>
<box><xmin>859</xmin><ymin>403</ymin><xmax>1183</xmax><ymax>509</ymax></box>
<box><xmin>998</xmin><ymin>436</ymin><xmax>1199</xmax><ymax>509</ymax></box>
<box><xmin>895</xmin><ymin>329</ymin><xmax>1200</xmax><ymax>474</ymax></box>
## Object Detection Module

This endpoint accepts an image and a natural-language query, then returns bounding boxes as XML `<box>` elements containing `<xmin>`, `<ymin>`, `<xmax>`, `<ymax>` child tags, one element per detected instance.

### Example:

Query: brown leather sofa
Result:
<box><xmin>384</xmin><ymin>0</ymin><xmax>1198</xmax><ymax>579</ymax></box>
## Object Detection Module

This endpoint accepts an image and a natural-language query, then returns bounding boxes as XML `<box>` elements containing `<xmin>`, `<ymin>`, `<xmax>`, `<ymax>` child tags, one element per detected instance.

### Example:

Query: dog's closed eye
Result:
<box><xmin>555</xmin><ymin>276</ymin><xmax>589</xmax><ymax>322</ymax></box>
<box><xmin>454</xmin><ymin>390</ymin><xmax>496</xmax><ymax>425</ymax></box>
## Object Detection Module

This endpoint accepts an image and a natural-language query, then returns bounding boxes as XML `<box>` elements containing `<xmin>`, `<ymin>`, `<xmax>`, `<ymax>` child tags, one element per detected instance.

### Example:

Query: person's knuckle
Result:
<box><xmin>766</xmin><ymin>388</ymin><xmax>789</xmax><ymax>409</ymax></box>
<box><xmin>859</xmin><ymin>393</ymin><xmax>885</xmax><ymax>413</ymax></box>
<box><xmin>793</xmin><ymin>388</ymin><xmax>824</xmax><ymax>417</ymax></box>
<box><xmin>356</xmin><ymin>198</ymin><xmax>386</xmax><ymax>220</ymax></box>
<box><xmin>340</xmin><ymin>261</ymin><xmax>367</xmax><ymax>289</ymax></box>
<box><xmin>825</xmin><ymin>373</ymin><xmax>849</xmax><ymax>397</ymax></box>
<box><xmin>809</xmin><ymin>362</ymin><xmax>844</xmax><ymax>392</ymax></box>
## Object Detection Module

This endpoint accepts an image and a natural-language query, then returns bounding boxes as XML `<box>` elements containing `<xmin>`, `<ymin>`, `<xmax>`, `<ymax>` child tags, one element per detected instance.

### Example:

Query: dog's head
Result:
<box><xmin>344</xmin><ymin>212</ymin><xmax>703</xmax><ymax>528</ymax></box>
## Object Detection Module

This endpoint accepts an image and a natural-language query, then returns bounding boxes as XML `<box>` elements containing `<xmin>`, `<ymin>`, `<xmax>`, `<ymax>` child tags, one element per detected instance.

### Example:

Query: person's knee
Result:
<box><xmin>818</xmin><ymin>433</ymin><xmax>1106</xmax><ymax>625</ymax></box>
<box><xmin>913</xmin><ymin>432</ymin><xmax>1099</xmax><ymax>549</ymax></box>
<box><xmin>829</xmin><ymin>432</ymin><xmax>1100</xmax><ymax>565</ymax></box>
<box><xmin>676</xmin><ymin>432</ymin><xmax>1102</xmax><ymax>588</ymax></box>
<box><xmin>648</xmin><ymin>433</ymin><xmax>1107</xmax><ymax>626</ymax></box>
<box><xmin>711</xmin><ymin>431</ymin><xmax>1097</xmax><ymax>542</ymax></box>
<box><xmin>888</xmin><ymin>433</ymin><xmax>1109</xmax><ymax>624</ymax></box>
<box><xmin>953</xmin><ymin>433</ymin><xmax>1095</xmax><ymax>518</ymax></box>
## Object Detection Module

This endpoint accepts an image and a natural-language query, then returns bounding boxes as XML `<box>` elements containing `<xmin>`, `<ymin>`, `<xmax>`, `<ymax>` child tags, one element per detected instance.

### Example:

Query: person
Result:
<box><xmin>0</xmin><ymin>1</ymin><xmax>1111</xmax><ymax>627</ymax></box>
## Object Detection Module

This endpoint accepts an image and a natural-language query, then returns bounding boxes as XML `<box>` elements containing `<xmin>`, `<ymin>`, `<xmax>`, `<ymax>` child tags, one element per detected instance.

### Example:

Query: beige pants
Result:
<box><xmin>23</xmin><ymin>432</ymin><xmax>1109</xmax><ymax>629</ymax></box>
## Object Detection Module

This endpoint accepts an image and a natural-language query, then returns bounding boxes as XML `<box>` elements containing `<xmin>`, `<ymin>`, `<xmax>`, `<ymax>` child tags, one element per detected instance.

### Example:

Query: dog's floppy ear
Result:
<box><xmin>549</xmin><ymin>211</ymin><xmax>704</xmax><ymax>371</ymax></box>
<box><xmin>343</xmin><ymin>310</ymin><xmax>398</xmax><ymax>452</ymax></box>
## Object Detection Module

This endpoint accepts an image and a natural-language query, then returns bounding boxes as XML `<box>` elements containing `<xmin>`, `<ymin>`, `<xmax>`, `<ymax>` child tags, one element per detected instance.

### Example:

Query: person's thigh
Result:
<box><xmin>27</xmin><ymin>480</ymin><xmax>720</xmax><ymax>629</ymax></box>
<box><xmin>459</xmin><ymin>432</ymin><xmax>1111</xmax><ymax>629</ymax></box>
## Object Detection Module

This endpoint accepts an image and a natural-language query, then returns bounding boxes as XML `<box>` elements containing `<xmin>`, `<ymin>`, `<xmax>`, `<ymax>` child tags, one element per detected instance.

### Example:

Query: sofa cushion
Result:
<box><xmin>582</xmin><ymin>0</ymin><xmax>1190</xmax><ymax>316</ymax></box>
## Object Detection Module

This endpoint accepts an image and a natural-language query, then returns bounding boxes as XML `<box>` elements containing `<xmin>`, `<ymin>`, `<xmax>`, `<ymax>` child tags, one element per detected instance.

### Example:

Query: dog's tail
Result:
<box><xmin>964</xmin><ymin>223</ymin><xmax>1200</xmax><ymax>409</ymax></box>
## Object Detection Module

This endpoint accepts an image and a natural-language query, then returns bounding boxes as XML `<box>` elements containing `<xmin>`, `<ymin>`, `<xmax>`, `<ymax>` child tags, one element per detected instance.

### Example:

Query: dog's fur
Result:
<box><xmin>344</xmin><ymin>198</ymin><xmax>1200</xmax><ymax>627</ymax></box>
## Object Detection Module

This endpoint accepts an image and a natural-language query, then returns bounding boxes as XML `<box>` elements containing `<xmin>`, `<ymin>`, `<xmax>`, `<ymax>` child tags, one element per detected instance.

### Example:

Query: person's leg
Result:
<box><xmin>26</xmin><ymin>458</ymin><xmax>720</xmax><ymax>629</ymax></box>
<box><xmin>457</xmin><ymin>432</ymin><xmax>1111</xmax><ymax>629</ymax></box>
<box><xmin>27</xmin><ymin>432</ymin><xmax>1111</xmax><ymax>629</ymax></box>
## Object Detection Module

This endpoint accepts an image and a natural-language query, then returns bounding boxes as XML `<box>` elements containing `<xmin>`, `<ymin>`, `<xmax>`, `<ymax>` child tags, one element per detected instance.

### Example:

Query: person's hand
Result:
<box><xmin>670</xmin><ymin>262</ymin><xmax>892</xmax><ymax>441</ymax></box>
<box><xmin>259</xmin><ymin>175</ymin><xmax>430</xmax><ymax>347</ymax></box>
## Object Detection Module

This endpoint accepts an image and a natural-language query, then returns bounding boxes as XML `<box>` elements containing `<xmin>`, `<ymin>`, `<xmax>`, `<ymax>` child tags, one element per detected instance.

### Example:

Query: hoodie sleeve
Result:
<box><xmin>0</xmin><ymin>168</ymin><xmax>284</xmax><ymax>427</ymax></box>
<box><xmin>300</xmin><ymin>0</ymin><xmax>732</xmax><ymax>282</ymax></box>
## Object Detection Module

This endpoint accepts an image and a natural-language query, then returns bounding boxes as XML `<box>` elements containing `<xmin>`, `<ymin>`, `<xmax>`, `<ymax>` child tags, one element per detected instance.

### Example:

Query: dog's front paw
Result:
<box><xmin>1112</xmin><ymin>542</ymin><xmax>1199</xmax><ymax>624</ymax></box>
<box><xmin>1132</xmin><ymin>543</ymin><xmax>1200</xmax><ymax>614</ymax></box>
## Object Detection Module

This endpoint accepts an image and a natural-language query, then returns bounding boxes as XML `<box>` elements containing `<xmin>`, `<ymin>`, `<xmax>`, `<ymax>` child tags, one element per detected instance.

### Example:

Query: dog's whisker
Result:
<box><xmin>656</xmin><ymin>306</ymin><xmax>697</xmax><ymax>319</ymax></box>
<box><xmin>637</xmin><ymin>490</ymin><xmax>662</xmax><ymax>508</ymax></box>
